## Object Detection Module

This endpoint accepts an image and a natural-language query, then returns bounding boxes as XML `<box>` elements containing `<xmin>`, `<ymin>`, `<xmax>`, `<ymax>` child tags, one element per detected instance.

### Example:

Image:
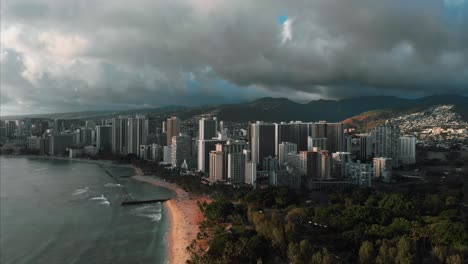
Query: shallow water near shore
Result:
<box><xmin>0</xmin><ymin>156</ymin><xmax>175</xmax><ymax>264</ymax></box>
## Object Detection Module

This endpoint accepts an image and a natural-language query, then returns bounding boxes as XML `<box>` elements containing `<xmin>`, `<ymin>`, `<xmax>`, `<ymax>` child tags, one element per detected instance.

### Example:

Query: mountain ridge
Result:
<box><xmin>2</xmin><ymin>94</ymin><xmax>467</xmax><ymax>123</ymax></box>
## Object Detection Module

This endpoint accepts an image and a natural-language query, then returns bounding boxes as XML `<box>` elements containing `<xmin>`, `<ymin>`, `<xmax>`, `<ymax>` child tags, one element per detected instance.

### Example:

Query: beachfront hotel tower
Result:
<box><xmin>166</xmin><ymin>116</ymin><xmax>181</xmax><ymax>146</ymax></box>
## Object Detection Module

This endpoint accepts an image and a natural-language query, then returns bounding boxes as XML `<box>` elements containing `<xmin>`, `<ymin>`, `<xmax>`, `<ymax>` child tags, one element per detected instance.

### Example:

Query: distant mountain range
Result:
<box><xmin>3</xmin><ymin>94</ymin><xmax>468</xmax><ymax>125</ymax></box>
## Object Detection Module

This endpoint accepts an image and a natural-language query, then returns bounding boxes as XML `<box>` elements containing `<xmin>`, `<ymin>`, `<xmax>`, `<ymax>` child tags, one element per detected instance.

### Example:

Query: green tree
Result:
<box><xmin>311</xmin><ymin>248</ymin><xmax>332</xmax><ymax>264</ymax></box>
<box><xmin>395</xmin><ymin>237</ymin><xmax>413</xmax><ymax>264</ymax></box>
<box><xmin>359</xmin><ymin>241</ymin><xmax>374</xmax><ymax>264</ymax></box>
<box><xmin>446</xmin><ymin>254</ymin><xmax>463</xmax><ymax>264</ymax></box>
<box><xmin>431</xmin><ymin>245</ymin><xmax>448</xmax><ymax>263</ymax></box>
<box><xmin>376</xmin><ymin>240</ymin><xmax>397</xmax><ymax>264</ymax></box>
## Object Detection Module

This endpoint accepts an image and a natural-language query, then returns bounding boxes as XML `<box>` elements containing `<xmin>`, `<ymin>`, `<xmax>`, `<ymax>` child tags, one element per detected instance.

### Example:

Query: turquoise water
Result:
<box><xmin>0</xmin><ymin>156</ymin><xmax>174</xmax><ymax>264</ymax></box>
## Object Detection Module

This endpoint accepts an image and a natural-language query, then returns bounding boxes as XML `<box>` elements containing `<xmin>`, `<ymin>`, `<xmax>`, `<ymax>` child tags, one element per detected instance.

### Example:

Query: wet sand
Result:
<box><xmin>132</xmin><ymin>174</ymin><xmax>210</xmax><ymax>264</ymax></box>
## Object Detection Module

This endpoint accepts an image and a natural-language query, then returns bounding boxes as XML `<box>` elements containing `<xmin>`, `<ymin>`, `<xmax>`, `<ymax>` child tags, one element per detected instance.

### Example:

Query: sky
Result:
<box><xmin>1</xmin><ymin>0</ymin><xmax>468</xmax><ymax>115</ymax></box>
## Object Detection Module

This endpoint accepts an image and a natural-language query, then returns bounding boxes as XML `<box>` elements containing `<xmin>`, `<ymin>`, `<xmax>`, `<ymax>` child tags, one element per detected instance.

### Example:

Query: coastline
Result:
<box><xmin>0</xmin><ymin>154</ymin><xmax>132</xmax><ymax>168</ymax></box>
<box><xmin>132</xmin><ymin>173</ymin><xmax>210</xmax><ymax>264</ymax></box>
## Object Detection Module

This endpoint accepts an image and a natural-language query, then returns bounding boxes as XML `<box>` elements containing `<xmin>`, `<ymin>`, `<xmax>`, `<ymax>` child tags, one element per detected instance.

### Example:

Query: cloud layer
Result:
<box><xmin>1</xmin><ymin>0</ymin><xmax>468</xmax><ymax>115</ymax></box>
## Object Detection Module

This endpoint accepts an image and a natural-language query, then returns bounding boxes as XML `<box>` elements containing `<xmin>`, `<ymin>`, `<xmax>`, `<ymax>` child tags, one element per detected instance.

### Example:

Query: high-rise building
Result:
<box><xmin>228</xmin><ymin>152</ymin><xmax>246</xmax><ymax>183</ymax></box>
<box><xmin>310</xmin><ymin>121</ymin><xmax>344</xmax><ymax>153</ymax></box>
<box><xmin>311</xmin><ymin>121</ymin><xmax>327</xmax><ymax>138</ymax></box>
<box><xmin>344</xmin><ymin>135</ymin><xmax>353</xmax><ymax>153</ymax></box>
<box><xmin>251</xmin><ymin>122</ymin><xmax>275</xmax><ymax>164</ymax></box>
<box><xmin>298</xmin><ymin>151</ymin><xmax>317</xmax><ymax>179</ymax></box>
<box><xmin>139</xmin><ymin>145</ymin><xmax>152</xmax><ymax>160</ymax></box>
<box><xmin>162</xmin><ymin>121</ymin><xmax>166</xmax><ymax>133</ymax></box>
<box><xmin>332</xmin><ymin>152</ymin><xmax>351</xmax><ymax>178</ymax></box>
<box><xmin>263</xmin><ymin>156</ymin><xmax>279</xmax><ymax>172</ymax></box>
<box><xmin>199</xmin><ymin>117</ymin><xmax>218</xmax><ymax>140</ymax></box>
<box><xmin>166</xmin><ymin>116</ymin><xmax>180</xmax><ymax>146</ymax></box>
<box><xmin>49</xmin><ymin>134</ymin><xmax>74</xmax><ymax>156</ymax></box>
<box><xmin>371</xmin><ymin>125</ymin><xmax>400</xmax><ymax>167</ymax></box>
<box><xmin>112</xmin><ymin>117</ymin><xmax>128</xmax><ymax>154</ymax></box>
<box><xmin>127</xmin><ymin>116</ymin><xmax>149</xmax><ymax>155</ymax></box>
<box><xmin>278</xmin><ymin>142</ymin><xmax>298</xmax><ymax>167</ymax></box>
<box><xmin>209</xmin><ymin>150</ymin><xmax>224</xmax><ymax>182</ymax></box>
<box><xmin>54</xmin><ymin>119</ymin><xmax>74</xmax><ymax>133</ymax></box>
<box><xmin>318</xmin><ymin>150</ymin><xmax>332</xmax><ymax>179</ymax></box>
<box><xmin>198</xmin><ymin>138</ymin><xmax>227</xmax><ymax>172</ymax></box>
<box><xmin>217</xmin><ymin>140</ymin><xmax>247</xmax><ymax>181</ymax></box>
<box><xmin>163</xmin><ymin>146</ymin><xmax>172</xmax><ymax>163</ymax></box>
<box><xmin>359</xmin><ymin>134</ymin><xmax>372</xmax><ymax>161</ymax></box>
<box><xmin>171</xmin><ymin>134</ymin><xmax>192</xmax><ymax>168</ymax></box>
<box><xmin>307</xmin><ymin>137</ymin><xmax>328</xmax><ymax>151</ymax></box>
<box><xmin>245</xmin><ymin>161</ymin><xmax>257</xmax><ymax>186</ymax></box>
<box><xmin>27</xmin><ymin>136</ymin><xmax>41</xmax><ymax>150</ymax></box>
<box><xmin>373</xmin><ymin>157</ymin><xmax>392</xmax><ymax>182</ymax></box>
<box><xmin>96</xmin><ymin>125</ymin><xmax>112</xmax><ymax>152</ymax></box>
<box><xmin>345</xmin><ymin>161</ymin><xmax>372</xmax><ymax>187</ymax></box>
<box><xmin>275</xmin><ymin>122</ymin><xmax>311</xmax><ymax>155</ymax></box>
<box><xmin>78</xmin><ymin>128</ymin><xmax>94</xmax><ymax>147</ymax></box>
<box><xmin>5</xmin><ymin>120</ymin><xmax>17</xmax><ymax>137</ymax></box>
<box><xmin>39</xmin><ymin>137</ymin><xmax>49</xmax><ymax>155</ymax></box>
<box><xmin>325</xmin><ymin>123</ymin><xmax>344</xmax><ymax>153</ymax></box>
<box><xmin>151</xmin><ymin>143</ymin><xmax>164</xmax><ymax>161</ymax></box>
<box><xmin>399</xmin><ymin>136</ymin><xmax>416</xmax><ymax>164</ymax></box>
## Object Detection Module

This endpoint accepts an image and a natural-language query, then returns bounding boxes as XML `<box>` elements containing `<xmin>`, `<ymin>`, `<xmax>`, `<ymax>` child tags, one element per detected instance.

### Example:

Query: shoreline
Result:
<box><xmin>132</xmin><ymin>174</ymin><xmax>210</xmax><ymax>264</ymax></box>
<box><xmin>0</xmin><ymin>154</ymin><xmax>132</xmax><ymax>168</ymax></box>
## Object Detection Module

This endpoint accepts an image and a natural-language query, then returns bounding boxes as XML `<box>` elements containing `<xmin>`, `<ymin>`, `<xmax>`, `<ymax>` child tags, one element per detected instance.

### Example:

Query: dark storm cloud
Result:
<box><xmin>1</xmin><ymin>0</ymin><xmax>467</xmax><ymax>115</ymax></box>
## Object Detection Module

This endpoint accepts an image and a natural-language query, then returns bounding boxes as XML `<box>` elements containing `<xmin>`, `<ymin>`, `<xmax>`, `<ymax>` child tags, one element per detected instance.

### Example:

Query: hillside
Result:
<box><xmin>3</xmin><ymin>94</ymin><xmax>467</xmax><ymax>123</ymax></box>
<box><xmin>343</xmin><ymin>104</ymin><xmax>468</xmax><ymax>133</ymax></box>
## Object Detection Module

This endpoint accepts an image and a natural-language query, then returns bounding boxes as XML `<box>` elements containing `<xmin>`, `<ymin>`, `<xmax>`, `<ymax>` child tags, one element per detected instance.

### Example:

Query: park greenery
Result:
<box><xmin>188</xmin><ymin>187</ymin><xmax>467</xmax><ymax>264</ymax></box>
<box><xmin>131</xmin><ymin>157</ymin><xmax>467</xmax><ymax>263</ymax></box>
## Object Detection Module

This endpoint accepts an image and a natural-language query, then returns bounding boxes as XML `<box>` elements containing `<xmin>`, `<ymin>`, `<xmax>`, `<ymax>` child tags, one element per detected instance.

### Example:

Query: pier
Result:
<box><xmin>120</xmin><ymin>199</ymin><xmax>170</xmax><ymax>206</ymax></box>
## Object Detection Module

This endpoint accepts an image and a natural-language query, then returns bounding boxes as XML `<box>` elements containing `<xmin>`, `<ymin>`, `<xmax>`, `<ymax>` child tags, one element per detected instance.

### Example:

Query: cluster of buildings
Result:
<box><xmin>385</xmin><ymin>104</ymin><xmax>468</xmax><ymax>149</ymax></box>
<box><xmin>197</xmin><ymin>119</ymin><xmax>416</xmax><ymax>189</ymax></box>
<box><xmin>1</xmin><ymin>115</ymin><xmax>418</xmax><ymax>190</ymax></box>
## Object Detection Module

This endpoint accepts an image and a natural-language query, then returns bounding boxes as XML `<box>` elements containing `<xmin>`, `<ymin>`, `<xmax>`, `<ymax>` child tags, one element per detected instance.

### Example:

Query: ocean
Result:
<box><xmin>0</xmin><ymin>156</ymin><xmax>174</xmax><ymax>264</ymax></box>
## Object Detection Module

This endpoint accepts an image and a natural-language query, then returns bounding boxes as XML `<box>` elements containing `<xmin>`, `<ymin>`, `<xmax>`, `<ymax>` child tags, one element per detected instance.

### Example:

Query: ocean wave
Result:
<box><xmin>90</xmin><ymin>195</ymin><xmax>107</xmax><ymax>201</ymax></box>
<box><xmin>131</xmin><ymin>204</ymin><xmax>162</xmax><ymax>221</ymax></box>
<box><xmin>100</xmin><ymin>200</ymin><xmax>111</xmax><ymax>206</ymax></box>
<box><xmin>138</xmin><ymin>213</ymin><xmax>162</xmax><ymax>222</ymax></box>
<box><xmin>131</xmin><ymin>205</ymin><xmax>162</xmax><ymax>214</ymax></box>
<box><xmin>104</xmin><ymin>183</ymin><xmax>123</xmax><ymax>188</ymax></box>
<box><xmin>72</xmin><ymin>187</ymin><xmax>89</xmax><ymax>196</ymax></box>
<box><xmin>34</xmin><ymin>168</ymin><xmax>48</xmax><ymax>172</ymax></box>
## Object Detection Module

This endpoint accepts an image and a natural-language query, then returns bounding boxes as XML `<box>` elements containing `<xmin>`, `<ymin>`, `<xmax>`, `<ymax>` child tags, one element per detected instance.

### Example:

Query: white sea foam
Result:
<box><xmin>135</xmin><ymin>213</ymin><xmax>162</xmax><ymax>221</ymax></box>
<box><xmin>100</xmin><ymin>200</ymin><xmax>111</xmax><ymax>206</ymax></box>
<box><xmin>104</xmin><ymin>183</ymin><xmax>123</xmax><ymax>188</ymax></box>
<box><xmin>90</xmin><ymin>195</ymin><xmax>107</xmax><ymax>201</ymax></box>
<box><xmin>131</xmin><ymin>204</ymin><xmax>162</xmax><ymax>221</ymax></box>
<box><xmin>72</xmin><ymin>187</ymin><xmax>89</xmax><ymax>196</ymax></box>
<box><xmin>132</xmin><ymin>205</ymin><xmax>162</xmax><ymax>214</ymax></box>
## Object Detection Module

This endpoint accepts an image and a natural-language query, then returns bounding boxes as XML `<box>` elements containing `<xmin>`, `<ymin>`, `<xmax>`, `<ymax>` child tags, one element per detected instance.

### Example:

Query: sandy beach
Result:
<box><xmin>132</xmin><ymin>174</ymin><xmax>210</xmax><ymax>264</ymax></box>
